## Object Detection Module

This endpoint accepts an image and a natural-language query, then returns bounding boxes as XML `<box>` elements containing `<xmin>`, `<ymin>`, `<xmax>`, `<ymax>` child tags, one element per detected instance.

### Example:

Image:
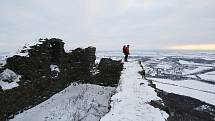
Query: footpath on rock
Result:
<box><xmin>101</xmin><ymin>61</ymin><xmax>168</xmax><ymax>121</ymax></box>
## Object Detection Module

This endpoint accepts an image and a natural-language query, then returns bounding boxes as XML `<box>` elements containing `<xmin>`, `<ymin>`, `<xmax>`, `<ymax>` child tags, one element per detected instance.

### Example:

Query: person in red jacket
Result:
<box><xmin>122</xmin><ymin>45</ymin><xmax>130</xmax><ymax>62</ymax></box>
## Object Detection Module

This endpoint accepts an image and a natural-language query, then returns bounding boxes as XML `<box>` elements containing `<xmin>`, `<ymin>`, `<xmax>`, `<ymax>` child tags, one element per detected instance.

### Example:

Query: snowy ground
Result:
<box><xmin>198</xmin><ymin>71</ymin><xmax>215</xmax><ymax>82</ymax></box>
<box><xmin>10</xmin><ymin>83</ymin><xmax>115</xmax><ymax>121</ymax></box>
<box><xmin>148</xmin><ymin>78</ymin><xmax>215</xmax><ymax>105</ymax></box>
<box><xmin>101</xmin><ymin>61</ymin><xmax>168</xmax><ymax>121</ymax></box>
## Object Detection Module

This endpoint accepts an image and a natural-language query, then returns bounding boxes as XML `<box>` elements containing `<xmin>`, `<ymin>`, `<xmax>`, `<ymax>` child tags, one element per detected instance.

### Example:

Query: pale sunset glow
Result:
<box><xmin>170</xmin><ymin>44</ymin><xmax>215</xmax><ymax>50</ymax></box>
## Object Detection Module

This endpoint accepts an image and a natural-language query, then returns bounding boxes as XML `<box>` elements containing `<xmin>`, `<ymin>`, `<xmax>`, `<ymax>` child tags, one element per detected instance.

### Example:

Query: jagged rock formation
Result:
<box><xmin>0</xmin><ymin>38</ymin><xmax>123</xmax><ymax>121</ymax></box>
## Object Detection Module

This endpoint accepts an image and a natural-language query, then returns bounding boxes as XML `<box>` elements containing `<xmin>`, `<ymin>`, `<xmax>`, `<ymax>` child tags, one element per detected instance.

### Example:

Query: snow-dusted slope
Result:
<box><xmin>148</xmin><ymin>78</ymin><xmax>215</xmax><ymax>105</ymax></box>
<box><xmin>101</xmin><ymin>61</ymin><xmax>168</xmax><ymax>121</ymax></box>
<box><xmin>10</xmin><ymin>83</ymin><xmax>115</xmax><ymax>121</ymax></box>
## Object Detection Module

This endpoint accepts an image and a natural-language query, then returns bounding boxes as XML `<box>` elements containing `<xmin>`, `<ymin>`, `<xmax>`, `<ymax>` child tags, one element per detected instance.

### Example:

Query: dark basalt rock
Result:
<box><xmin>0</xmin><ymin>68</ymin><xmax>5</xmax><ymax>73</ymax></box>
<box><xmin>92</xmin><ymin>58</ymin><xmax>123</xmax><ymax>86</ymax></box>
<box><xmin>0</xmin><ymin>38</ymin><xmax>122</xmax><ymax>121</ymax></box>
<box><xmin>150</xmin><ymin>100</ymin><xmax>170</xmax><ymax>114</ymax></box>
<box><xmin>98</xmin><ymin>58</ymin><xmax>123</xmax><ymax>74</ymax></box>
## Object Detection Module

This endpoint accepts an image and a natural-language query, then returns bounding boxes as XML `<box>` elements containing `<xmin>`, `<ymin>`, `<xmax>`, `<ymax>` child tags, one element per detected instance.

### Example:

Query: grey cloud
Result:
<box><xmin>0</xmin><ymin>0</ymin><xmax>215</xmax><ymax>51</ymax></box>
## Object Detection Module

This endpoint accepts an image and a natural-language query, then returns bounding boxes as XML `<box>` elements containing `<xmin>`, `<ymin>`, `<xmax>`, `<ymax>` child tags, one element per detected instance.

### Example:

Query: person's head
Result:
<box><xmin>127</xmin><ymin>45</ymin><xmax>130</xmax><ymax>47</ymax></box>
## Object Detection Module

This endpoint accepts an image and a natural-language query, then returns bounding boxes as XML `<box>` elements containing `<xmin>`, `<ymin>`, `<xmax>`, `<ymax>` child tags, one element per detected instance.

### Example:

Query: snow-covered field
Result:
<box><xmin>198</xmin><ymin>71</ymin><xmax>215</xmax><ymax>82</ymax></box>
<box><xmin>148</xmin><ymin>78</ymin><xmax>215</xmax><ymax>105</ymax></box>
<box><xmin>141</xmin><ymin>54</ymin><xmax>215</xmax><ymax>105</ymax></box>
<box><xmin>10</xmin><ymin>83</ymin><xmax>115</xmax><ymax>121</ymax></box>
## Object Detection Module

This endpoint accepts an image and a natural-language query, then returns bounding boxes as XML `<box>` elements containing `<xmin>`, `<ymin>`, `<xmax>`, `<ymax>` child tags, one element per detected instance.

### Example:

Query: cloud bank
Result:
<box><xmin>0</xmin><ymin>0</ymin><xmax>215</xmax><ymax>51</ymax></box>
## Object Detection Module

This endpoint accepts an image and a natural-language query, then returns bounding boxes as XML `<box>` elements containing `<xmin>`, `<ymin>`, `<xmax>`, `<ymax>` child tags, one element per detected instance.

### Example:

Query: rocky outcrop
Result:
<box><xmin>92</xmin><ymin>58</ymin><xmax>123</xmax><ymax>86</ymax></box>
<box><xmin>0</xmin><ymin>38</ymin><xmax>123</xmax><ymax>121</ymax></box>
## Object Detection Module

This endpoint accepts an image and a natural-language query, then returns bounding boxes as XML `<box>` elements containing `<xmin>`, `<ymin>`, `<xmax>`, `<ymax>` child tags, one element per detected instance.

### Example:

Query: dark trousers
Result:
<box><xmin>124</xmin><ymin>54</ymin><xmax>128</xmax><ymax>62</ymax></box>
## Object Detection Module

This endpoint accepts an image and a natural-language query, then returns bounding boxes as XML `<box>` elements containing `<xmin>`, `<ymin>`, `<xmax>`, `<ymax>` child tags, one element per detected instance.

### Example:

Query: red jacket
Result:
<box><xmin>125</xmin><ymin>47</ymin><xmax>129</xmax><ymax>54</ymax></box>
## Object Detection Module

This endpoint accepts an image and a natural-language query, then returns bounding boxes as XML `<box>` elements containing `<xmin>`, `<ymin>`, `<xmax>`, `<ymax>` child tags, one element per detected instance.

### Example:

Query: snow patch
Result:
<box><xmin>183</xmin><ymin>66</ymin><xmax>212</xmax><ymax>75</ymax></box>
<box><xmin>179</xmin><ymin>60</ymin><xmax>196</xmax><ymax>65</ymax></box>
<box><xmin>50</xmin><ymin>65</ymin><xmax>60</xmax><ymax>72</ymax></box>
<box><xmin>195</xmin><ymin>105</ymin><xmax>215</xmax><ymax>112</ymax></box>
<box><xmin>0</xmin><ymin>69</ymin><xmax>21</xmax><ymax>90</ymax></box>
<box><xmin>0</xmin><ymin>57</ymin><xmax>6</xmax><ymax>67</ymax></box>
<box><xmin>13</xmin><ymin>44</ymin><xmax>31</xmax><ymax>57</ymax></box>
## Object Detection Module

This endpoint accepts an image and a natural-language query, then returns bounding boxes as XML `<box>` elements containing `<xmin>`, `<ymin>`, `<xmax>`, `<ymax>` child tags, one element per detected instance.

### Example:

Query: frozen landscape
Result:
<box><xmin>1</xmin><ymin>50</ymin><xmax>215</xmax><ymax>121</ymax></box>
<box><xmin>98</xmin><ymin>50</ymin><xmax>215</xmax><ymax>120</ymax></box>
<box><xmin>1</xmin><ymin>0</ymin><xmax>215</xmax><ymax>120</ymax></box>
<box><xmin>98</xmin><ymin>50</ymin><xmax>215</xmax><ymax>105</ymax></box>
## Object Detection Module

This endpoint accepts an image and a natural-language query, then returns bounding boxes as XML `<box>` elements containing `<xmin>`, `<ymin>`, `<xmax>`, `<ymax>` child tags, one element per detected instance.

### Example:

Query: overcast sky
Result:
<box><xmin>0</xmin><ymin>0</ymin><xmax>215</xmax><ymax>51</ymax></box>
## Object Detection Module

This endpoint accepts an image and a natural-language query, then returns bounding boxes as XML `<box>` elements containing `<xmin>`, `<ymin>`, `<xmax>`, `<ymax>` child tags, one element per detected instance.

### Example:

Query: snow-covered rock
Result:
<box><xmin>10</xmin><ymin>83</ymin><xmax>115</xmax><ymax>121</ymax></box>
<box><xmin>50</xmin><ymin>64</ymin><xmax>60</xmax><ymax>72</ymax></box>
<box><xmin>0</xmin><ymin>69</ymin><xmax>21</xmax><ymax>90</ymax></box>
